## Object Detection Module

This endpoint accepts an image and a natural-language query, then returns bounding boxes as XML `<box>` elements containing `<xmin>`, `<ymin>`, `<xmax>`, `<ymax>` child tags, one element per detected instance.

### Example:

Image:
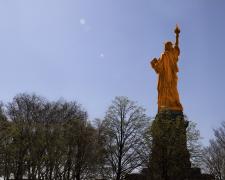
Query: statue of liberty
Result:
<box><xmin>151</xmin><ymin>25</ymin><xmax>183</xmax><ymax>112</ymax></box>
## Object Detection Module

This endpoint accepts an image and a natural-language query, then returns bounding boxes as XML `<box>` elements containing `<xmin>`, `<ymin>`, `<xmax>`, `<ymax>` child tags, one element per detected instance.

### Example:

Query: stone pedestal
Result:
<box><xmin>149</xmin><ymin>110</ymin><xmax>190</xmax><ymax>180</ymax></box>
<box><xmin>125</xmin><ymin>110</ymin><xmax>214</xmax><ymax>180</ymax></box>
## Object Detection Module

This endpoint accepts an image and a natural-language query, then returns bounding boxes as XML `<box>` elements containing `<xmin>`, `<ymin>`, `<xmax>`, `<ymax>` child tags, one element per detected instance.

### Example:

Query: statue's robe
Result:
<box><xmin>152</xmin><ymin>46</ymin><xmax>183</xmax><ymax>112</ymax></box>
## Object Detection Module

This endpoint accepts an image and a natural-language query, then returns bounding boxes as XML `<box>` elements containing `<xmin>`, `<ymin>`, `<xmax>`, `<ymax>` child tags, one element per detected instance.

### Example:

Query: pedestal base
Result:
<box><xmin>125</xmin><ymin>168</ymin><xmax>214</xmax><ymax>180</ymax></box>
<box><xmin>149</xmin><ymin>110</ymin><xmax>190</xmax><ymax>180</ymax></box>
<box><xmin>125</xmin><ymin>110</ymin><xmax>214</xmax><ymax>180</ymax></box>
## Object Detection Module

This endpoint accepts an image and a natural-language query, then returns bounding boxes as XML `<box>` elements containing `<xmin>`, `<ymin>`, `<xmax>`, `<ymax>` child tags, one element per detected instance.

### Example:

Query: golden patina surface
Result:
<box><xmin>151</xmin><ymin>25</ymin><xmax>183</xmax><ymax>112</ymax></box>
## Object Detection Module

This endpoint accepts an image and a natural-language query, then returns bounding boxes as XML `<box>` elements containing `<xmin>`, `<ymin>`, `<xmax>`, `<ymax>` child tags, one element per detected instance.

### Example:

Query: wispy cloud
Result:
<box><xmin>99</xmin><ymin>53</ymin><xmax>105</xmax><ymax>59</ymax></box>
<box><xmin>79</xmin><ymin>18</ymin><xmax>91</xmax><ymax>32</ymax></box>
<box><xmin>79</xmin><ymin>18</ymin><xmax>86</xmax><ymax>25</ymax></box>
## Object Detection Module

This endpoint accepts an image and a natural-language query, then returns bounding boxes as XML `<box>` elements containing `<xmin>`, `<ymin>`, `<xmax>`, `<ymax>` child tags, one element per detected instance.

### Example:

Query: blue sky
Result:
<box><xmin>0</xmin><ymin>0</ymin><xmax>225</xmax><ymax>145</ymax></box>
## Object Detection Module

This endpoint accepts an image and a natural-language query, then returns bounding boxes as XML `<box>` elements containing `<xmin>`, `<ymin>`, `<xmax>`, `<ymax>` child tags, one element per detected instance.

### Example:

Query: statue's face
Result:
<box><xmin>165</xmin><ymin>42</ymin><xmax>173</xmax><ymax>51</ymax></box>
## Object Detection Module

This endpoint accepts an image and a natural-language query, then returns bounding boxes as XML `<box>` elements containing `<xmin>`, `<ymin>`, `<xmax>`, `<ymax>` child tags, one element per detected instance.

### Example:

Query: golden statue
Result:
<box><xmin>151</xmin><ymin>25</ymin><xmax>183</xmax><ymax>112</ymax></box>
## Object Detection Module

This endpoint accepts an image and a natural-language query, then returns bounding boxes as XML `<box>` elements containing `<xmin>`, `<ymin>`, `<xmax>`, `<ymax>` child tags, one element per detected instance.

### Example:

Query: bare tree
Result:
<box><xmin>0</xmin><ymin>102</ymin><xmax>14</xmax><ymax>180</ymax></box>
<box><xmin>7</xmin><ymin>93</ymin><xmax>46</xmax><ymax>179</ymax></box>
<box><xmin>101</xmin><ymin>96</ymin><xmax>150</xmax><ymax>180</ymax></box>
<box><xmin>1</xmin><ymin>93</ymin><xmax>99</xmax><ymax>180</ymax></box>
<box><xmin>186</xmin><ymin>120</ymin><xmax>203</xmax><ymax>168</ymax></box>
<box><xmin>203</xmin><ymin>122</ymin><xmax>225</xmax><ymax>180</ymax></box>
<box><xmin>62</xmin><ymin>114</ymin><xmax>98</xmax><ymax>180</ymax></box>
<box><xmin>214</xmin><ymin>122</ymin><xmax>225</xmax><ymax>150</ymax></box>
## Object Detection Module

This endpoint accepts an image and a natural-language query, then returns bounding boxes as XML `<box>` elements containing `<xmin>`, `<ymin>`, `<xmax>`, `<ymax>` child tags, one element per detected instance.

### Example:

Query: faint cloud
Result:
<box><xmin>100</xmin><ymin>53</ymin><xmax>105</xmax><ymax>59</ymax></box>
<box><xmin>79</xmin><ymin>18</ymin><xmax>86</xmax><ymax>25</ymax></box>
<box><xmin>79</xmin><ymin>18</ymin><xmax>91</xmax><ymax>32</ymax></box>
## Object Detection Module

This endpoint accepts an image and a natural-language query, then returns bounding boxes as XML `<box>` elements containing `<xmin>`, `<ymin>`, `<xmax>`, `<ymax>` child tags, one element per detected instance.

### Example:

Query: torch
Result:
<box><xmin>174</xmin><ymin>24</ymin><xmax>180</xmax><ymax>47</ymax></box>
